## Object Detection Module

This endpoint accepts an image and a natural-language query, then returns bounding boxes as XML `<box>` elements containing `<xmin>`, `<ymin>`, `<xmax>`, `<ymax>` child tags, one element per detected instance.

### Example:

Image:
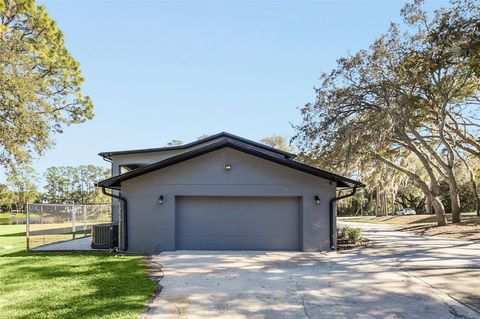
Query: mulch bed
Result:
<box><xmin>337</xmin><ymin>238</ymin><xmax>369</xmax><ymax>251</ymax></box>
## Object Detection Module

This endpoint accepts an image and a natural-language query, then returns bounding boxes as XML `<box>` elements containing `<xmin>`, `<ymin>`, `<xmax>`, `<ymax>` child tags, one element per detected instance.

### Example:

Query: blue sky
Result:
<box><xmin>10</xmin><ymin>0</ymin><xmax>448</xmax><ymax>184</ymax></box>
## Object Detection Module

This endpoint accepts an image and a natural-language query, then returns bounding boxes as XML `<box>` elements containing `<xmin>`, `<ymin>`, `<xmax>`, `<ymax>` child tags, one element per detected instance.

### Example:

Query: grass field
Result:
<box><xmin>0</xmin><ymin>224</ymin><xmax>156</xmax><ymax>319</ymax></box>
<box><xmin>0</xmin><ymin>212</ymin><xmax>42</xmax><ymax>221</ymax></box>
<box><xmin>339</xmin><ymin>212</ymin><xmax>480</xmax><ymax>240</ymax></box>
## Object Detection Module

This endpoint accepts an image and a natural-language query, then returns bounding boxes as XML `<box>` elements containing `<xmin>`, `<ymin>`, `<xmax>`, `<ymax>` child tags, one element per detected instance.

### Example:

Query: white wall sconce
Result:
<box><xmin>224</xmin><ymin>164</ymin><xmax>232</xmax><ymax>170</ymax></box>
<box><xmin>314</xmin><ymin>196</ymin><xmax>321</xmax><ymax>205</ymax></box>
<box><xmin>158</xmin><ymin>195</ymin><xmax>164</xmax><ymax>205</ymax></box>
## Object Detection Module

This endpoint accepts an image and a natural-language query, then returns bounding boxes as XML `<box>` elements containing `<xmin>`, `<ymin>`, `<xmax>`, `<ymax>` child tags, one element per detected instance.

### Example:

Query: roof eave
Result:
<box><xmin>96</xmin><ymin>140</ymin><xmax>364</xmax><ymax>190</ymax></box>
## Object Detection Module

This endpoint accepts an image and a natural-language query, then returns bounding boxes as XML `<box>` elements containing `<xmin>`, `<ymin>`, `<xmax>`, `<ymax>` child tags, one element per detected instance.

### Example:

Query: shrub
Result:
<box><xmin>337</xmin><ymin>226</ymin><xmax>347</xmax><ymax>238</ymax></box>
<box><xmin>346</xmin><ymin>227</ymin><xmax>362</xmax><ymax>243</ymax></box>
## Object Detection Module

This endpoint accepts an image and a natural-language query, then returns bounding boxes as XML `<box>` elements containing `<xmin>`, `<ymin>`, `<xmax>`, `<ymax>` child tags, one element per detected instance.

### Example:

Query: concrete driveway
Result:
<box><xmin>143</xmin><ymin>223</ymin><xmax>480</xmax><ymax>319</ymax></box>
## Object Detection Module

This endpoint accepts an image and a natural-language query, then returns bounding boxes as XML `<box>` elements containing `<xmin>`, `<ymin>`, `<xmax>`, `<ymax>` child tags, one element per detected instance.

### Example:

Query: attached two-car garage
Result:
<box><xmin>175</xmin><ymin>196</ymin><xmax>301</xmax><ymax>251</ymax></box>
<box><xmin>98</xmin><ymin>137</ymin><xmax>364</xmax><ymax>253</ymax></box>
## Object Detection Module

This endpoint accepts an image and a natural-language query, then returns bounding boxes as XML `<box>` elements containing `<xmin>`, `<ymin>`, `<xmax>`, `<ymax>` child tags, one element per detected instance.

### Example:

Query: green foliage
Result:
<box><xmin>440</xmin><ymin>177</ymin><xmax>479</xmax><ymax>214</ymax></box>
<box><xmin>260</xmin><ymin>135</ymin><xmax>294</xmax><ymax>152</ymax></box>
<box><xmin>197</xmin><ymin>134</ymin><xmax>210</xmax><ymax>140</ymax></box>
<box><xmin>346</xmin><ymin>227</ymin><xmax>362</xmax><ymax>243</ymax></box>
<box><xmin>427</xmin><ymin>0</ymin><xmax>480</xmax><ymax>77</ymax></box>
<box><xmin>294</xmin><ymin>0</ymin><xmax>480</xmax><ymax>225</ymax></box>
<box><xmin>6</xmin><ymin>164</ymin><xmax>40</xmax><ymax>210</ymax></box>
<box><xmin>0</xmin><ymin>225</ymin><xmax>156</xmax><ymax>319</ymax></box>
<box><xmin>43</xmin><ymin>165</ymin><xmax>110</xmax><ymax>204</ymax></box>
<box><xmin>337</xmin><ymin>156</ymin><xmax>480</xmax><ymax>217</ymax></box>
<box><xmin>0</xmin><ymin>165</ymin><xmax>110</xmax><ymax>207</ymax></box>
<box><xmin>337</xmin><ymin>190</ymin><xmax>370</xmax><ymax>216</ymax></box>
<box><xmin>337</xmin><ymin>226</ymin><xmax>346</xmax><ymax>238</ymax></box>
<box><xmin>0</xmin><ymin>0</ymin><xmax>93</xmax><ymax>168</ymax></box>
<box><xmin>338</xmin><ymin>226</ymin><xmax>362</xmax><ymax>242</ymax></box>
<box><xmin>0</xmin><ymin>183</ymin><xmax>14</xmax><ymax>211</ymax></box>
<box><xmin>167</xmin><ymin>139</ymin><xmax>183</xmax><ymax>146</ymax></box>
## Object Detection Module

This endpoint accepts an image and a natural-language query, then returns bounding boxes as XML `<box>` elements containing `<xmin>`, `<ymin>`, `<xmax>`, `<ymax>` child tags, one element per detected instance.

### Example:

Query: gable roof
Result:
<box><xmin>96</xmin><ymin>139</ymin><xmax>365</xmax><ymax>189</ymax></box>
<box><xmin>98</xmin><ymin>132</ymin><xmax>296</xmax><ymax>160</ymax></box>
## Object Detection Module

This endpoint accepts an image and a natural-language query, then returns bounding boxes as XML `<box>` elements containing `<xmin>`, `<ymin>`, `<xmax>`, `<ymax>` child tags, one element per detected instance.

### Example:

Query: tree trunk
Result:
<box><xmin>384</xmin><ymin>192</ymin><xmax>388</xmax><ymax>216</ymax></box>
<box><xmin>426</xmin><ymin>197</ymin><xmax>432</xmax><ymax>214</ymax></box>
<box><xmin>376</xmin><ymin>187</ymin><xmax>381</xmax><ymax>216</ymax></box>
<box><xmin>449</xmin><ymin>189</ymin><xmax>461</xmax><ymax>223</ymax></box>
<box><xmin>432</xmin><ymin>196</ymin><xmax>448</xmax><ymax>226</ymax></box>
<box><xmin>476</xmin><ymin>199</ymin><xmax>480</xmax><ymax>217</ymax></box>
<box><xmin>392</xmin><ymin>190</ymin><xmax>397</xmax><ymax>213</ymax></box>
<box><xmin>447</xmin><ymin>172</ymin><xmax>461</xmax><ymax>223</ymax></box>
<box><xmin>373</xmin><ymin>153</ymin><xmax>448</xmax><ymax>225</ymax></box>
<box><xmin>430</xmin><ymin>181</ymin><xmax>448</xmax><ymax>226</ymax></box>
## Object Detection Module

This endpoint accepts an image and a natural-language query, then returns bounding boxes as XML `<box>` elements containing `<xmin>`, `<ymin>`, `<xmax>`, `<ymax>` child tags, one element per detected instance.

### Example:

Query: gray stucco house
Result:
<box><xmin>96</xmin><ymin>132</ymin><xmax>364</xmax><ymax>254</ymax></box>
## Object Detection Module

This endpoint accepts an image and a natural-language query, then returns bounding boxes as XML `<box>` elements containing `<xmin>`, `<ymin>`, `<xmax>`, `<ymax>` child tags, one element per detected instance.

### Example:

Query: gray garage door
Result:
<box><xmin>175</xmin><ymin>196</ymin><xmax>301</xmax><ymax>251</ymax></box>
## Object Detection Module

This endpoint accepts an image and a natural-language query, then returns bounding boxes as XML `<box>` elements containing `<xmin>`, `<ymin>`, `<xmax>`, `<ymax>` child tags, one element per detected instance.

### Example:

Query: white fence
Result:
<box><xmin>26</xmin><ymin>203</ymin><xmax>115</xmax><ymax>251</ymax></box>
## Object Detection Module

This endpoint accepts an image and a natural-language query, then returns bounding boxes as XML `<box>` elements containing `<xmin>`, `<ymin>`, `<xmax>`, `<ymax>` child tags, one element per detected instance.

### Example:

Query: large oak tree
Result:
<box><xmin>295</xmin><ymin>0</ymin><xmax>480</xmax><ymax>225</ymax></box>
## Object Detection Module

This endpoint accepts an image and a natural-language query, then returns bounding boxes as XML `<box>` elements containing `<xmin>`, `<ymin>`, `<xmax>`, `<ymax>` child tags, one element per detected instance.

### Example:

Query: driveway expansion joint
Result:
<box><xmin>289</xmin><ymin>273</ymin><xmax>311</xmax><ymax>319</ymax></box>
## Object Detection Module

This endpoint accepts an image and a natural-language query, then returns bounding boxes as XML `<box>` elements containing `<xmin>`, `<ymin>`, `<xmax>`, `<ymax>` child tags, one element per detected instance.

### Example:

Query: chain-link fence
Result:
<box><xmin>26</xmin><ymin>203</ymin><xmax>118</xmax><ymax>251</ymax></box>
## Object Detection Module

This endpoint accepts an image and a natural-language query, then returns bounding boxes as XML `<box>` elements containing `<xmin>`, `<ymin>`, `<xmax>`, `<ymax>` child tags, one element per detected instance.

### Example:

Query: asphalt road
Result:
<box><xmin>341</xmin><ymin>221</ymin><xmax>480</xmax><ymax>315</ymax></box>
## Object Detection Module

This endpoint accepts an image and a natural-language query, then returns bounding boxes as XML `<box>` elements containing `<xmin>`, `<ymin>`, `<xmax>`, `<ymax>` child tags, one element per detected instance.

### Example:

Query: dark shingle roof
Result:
<box><xmin>98</xmin><ymin>132</ymin><xmax>296</xmax><ymax>160</ymax></box>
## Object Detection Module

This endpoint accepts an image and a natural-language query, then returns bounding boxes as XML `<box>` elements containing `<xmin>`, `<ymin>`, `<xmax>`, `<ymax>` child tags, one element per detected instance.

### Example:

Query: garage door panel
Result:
<box><xmin>175</xmin><ymin>196</ymin><xmax>300</xmax><ymax>251</ymax></box>
<box><xmin>178</xmin><ymin>220</ymin><xmax>296</xmax><ymax>235</ymax></box>
<box><xmin>176</xmin><ymin>235</ymin><xmax>296</xmax><ymax>250</ymax></box>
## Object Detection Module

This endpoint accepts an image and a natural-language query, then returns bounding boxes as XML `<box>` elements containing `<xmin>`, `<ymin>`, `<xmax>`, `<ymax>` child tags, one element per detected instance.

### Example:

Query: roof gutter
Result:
<box><xmin>101</xmin><ymin>187</ymin><xmax>128</xmax><ymax>251</ymax></box>
<box><xmin>329</xmin><ymin>186</ymin><xmax>357</xmax><ymax>250</ymax></box>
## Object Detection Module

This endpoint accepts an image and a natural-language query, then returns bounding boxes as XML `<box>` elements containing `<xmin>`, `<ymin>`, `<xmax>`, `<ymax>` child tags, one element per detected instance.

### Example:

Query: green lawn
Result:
<box><xmin>0</xmin><ymin>213</ymin><xmax>27</xmax><ymax>218</ymax></box>
<box><xmin>0</xmin><ymin>225</ymin><xmax>156</xmax><ymax>319</ymax></box>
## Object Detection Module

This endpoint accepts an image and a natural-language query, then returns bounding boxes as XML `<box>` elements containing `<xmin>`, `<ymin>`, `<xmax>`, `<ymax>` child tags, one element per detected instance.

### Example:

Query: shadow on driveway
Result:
<box><xmin>143</xmin><ymin>245</ymin><xmax>480</xmax><ymax>319</ymax></box>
